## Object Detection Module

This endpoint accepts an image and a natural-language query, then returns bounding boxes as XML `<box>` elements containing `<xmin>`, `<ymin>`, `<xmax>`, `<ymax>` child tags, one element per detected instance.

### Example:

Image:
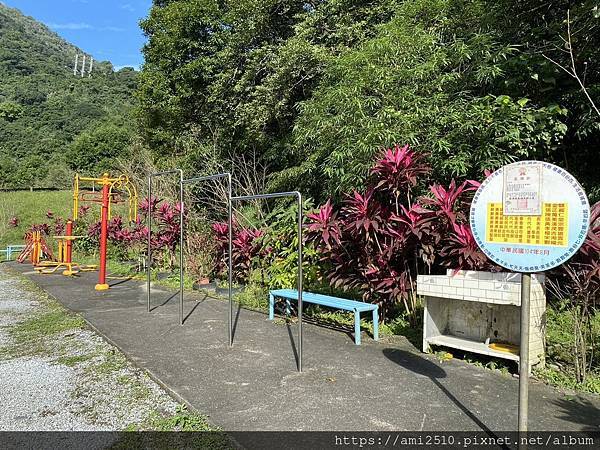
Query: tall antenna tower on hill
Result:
<box><xmin>73</xmin><ymin>53</ymin><xmax>93</xmax><ymax>77</ymax></box>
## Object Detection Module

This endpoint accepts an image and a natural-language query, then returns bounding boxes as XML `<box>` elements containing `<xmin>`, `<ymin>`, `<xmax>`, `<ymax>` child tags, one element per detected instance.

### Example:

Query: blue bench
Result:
<box><xmin>269</xmin><ymin>289</ymin><xmax>379</xmax><ymax>345</ymax></box>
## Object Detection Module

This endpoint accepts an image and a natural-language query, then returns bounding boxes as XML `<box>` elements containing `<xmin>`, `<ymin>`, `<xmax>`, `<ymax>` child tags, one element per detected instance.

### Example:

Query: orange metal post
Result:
<box><xmin>95</xmin><ymin>175</ymin><xmax>110</xmax><ymax>291</ymax></box>
<box><xmin>65</xmin><ymin>220</ymin><xmax>73</xmax><ymax>264</ymax></box>
<box><xmin>32</xmin><ymin>231</ymin><xmax>40</xmax><ymax>265</ymax></box>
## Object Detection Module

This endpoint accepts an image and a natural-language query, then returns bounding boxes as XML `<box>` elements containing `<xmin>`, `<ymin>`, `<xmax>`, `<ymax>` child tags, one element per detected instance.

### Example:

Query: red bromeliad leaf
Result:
<box><xmin>54</xmin><ymin>218</ymin><xmax>65</xmax><ymax>236</ymax></box>
<box><xmin>139</xmin><ymin>196</ymin><xmax>161</xmax><ymax>215</ymax></box>
<box><xmin>440</xmin><ymin>222</ymin><xmax>490</xmax><ymax>271</ymax></box>
<box><xmin>421</xmin><ymin>179</ymin><xmax>479</xmax><ymax>224</ymax></box>
<box><xmin>389</xmin><ymin>204</ymin><xmax>435</xmax><ymax>240</ymax></box>
<box><xmin>78</xmin><ymin>205</ymin><xmax>91</xmax><ymax>217</ymax></box>
<box><xmin>371</xmin><ymin>144</ymin><xmax>431</xmax><ymax>195</ymax></box>
<box><xmin>306</xmin><ymin>200</ymin><xmax>341</xmax><ymax>248</ymax></box>
<box><xmin>341</xmin><ymin>189</ymin><xmax>385</xmax><ymax>235</ymax></box>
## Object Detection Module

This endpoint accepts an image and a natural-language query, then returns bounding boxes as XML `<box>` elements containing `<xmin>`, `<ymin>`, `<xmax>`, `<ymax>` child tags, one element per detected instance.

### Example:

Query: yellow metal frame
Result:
<box><xmin>33</xmin><ymin>234</ymin><xmax>97</xmax><ymax>276</ymax></box>
<box><xmin>73</xmin><ymin>173</ymin><xmax>138</xmax><ymax>222</ymax></box>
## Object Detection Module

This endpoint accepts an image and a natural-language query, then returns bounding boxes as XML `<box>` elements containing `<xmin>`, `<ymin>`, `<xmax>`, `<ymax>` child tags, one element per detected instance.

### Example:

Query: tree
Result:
<box><xmin>137</xmin><ymin>0</ymin><xmax>599</xmax><ymax>202</ymax></box>
<box><xmin>67</xmin><ymin>124</ymin><xmax>132</xmax><ymax>174</ymax></box>
<box><xmin>0</xmin><ymin>101</ymin><xmax>24</xmax><ymax>122</ymax></box>
<box><xmin>286</xmin><ymin>0</ymin><xmax>568</xmax><ymax>197</ymax></box>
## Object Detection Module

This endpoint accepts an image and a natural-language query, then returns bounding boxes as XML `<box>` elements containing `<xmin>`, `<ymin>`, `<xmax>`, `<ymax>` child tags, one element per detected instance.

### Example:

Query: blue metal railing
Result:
<box><xmin>0</xmin><ymin>245</ymin><xmax>26</xmax><ymax>262</ymax></box>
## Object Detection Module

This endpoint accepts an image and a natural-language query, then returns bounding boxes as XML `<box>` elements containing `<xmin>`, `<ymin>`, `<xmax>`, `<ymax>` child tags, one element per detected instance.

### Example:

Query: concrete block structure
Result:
<box><xmin>417</xmin><ymin>270</ymin><xmax>546</xmax><ymax>370</ymax></box>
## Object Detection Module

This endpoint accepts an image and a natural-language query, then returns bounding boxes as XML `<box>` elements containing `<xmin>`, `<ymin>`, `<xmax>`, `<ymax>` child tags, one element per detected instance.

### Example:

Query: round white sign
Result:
<box><xmin>470</xmin><ymin>161</ymin><xmax>590</xmax><ymax>272</ymax></box>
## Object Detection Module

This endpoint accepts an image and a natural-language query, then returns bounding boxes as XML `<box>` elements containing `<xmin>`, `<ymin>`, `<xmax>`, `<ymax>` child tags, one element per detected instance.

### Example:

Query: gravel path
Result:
<box><xmin>0</xmin><ymin>266</ymin><xmax>179</xmax><ymax>431</ymax></box>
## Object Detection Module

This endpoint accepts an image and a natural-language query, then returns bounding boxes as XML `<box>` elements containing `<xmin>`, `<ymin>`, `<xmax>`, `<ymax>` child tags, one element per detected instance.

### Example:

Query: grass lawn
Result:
<box><xmin>0</xmin><ymin>189</ymin><xmax>132</xmax><ymax>259</ymax></box>
<box><xmin>0</xmin><ymin>190</ymin><xmax>73</xmax><ymax>249</ymax></box>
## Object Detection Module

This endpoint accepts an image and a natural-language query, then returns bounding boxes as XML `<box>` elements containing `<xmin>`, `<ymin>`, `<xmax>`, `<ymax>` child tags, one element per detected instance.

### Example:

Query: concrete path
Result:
<box><xmin>6</xmin><ymin>262</ymin><xmax>600</xmax><ymax>432</ymax></box>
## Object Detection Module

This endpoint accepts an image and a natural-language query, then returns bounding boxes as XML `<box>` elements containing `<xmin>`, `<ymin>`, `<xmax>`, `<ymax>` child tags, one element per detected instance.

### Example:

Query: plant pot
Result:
<box><xmin>192</xmin><ymin>280</ymin><xmax>217</xmax><ymax>292</ymax></box>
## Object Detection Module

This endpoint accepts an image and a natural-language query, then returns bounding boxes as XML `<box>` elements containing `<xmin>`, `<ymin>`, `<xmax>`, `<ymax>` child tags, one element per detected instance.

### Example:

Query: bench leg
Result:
<box><xmin>269</xmin><ymin>293</ymin><xmax>275</xmax><ymax>320</ymax></box>
<box><xmin>373</xmin><ymin>308</ymin><xmax>379</xmax><ymax>341</ymax></box>
<box><xmin>354</xmin><ymin>310</ymin><xmax>361</xmax><ymax>345</ymax></box>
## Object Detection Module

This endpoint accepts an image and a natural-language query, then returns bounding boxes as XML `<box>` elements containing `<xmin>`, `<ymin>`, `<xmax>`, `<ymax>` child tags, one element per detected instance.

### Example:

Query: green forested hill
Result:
<box><xmin>0</xmin><ymin>3</ymin><xmax>137</xmax><ymax>189</ymax></box>
<box><xmin>139</xmin><ymin>0</ymin><xmax>600</xmax><ymax>201</ymax></box>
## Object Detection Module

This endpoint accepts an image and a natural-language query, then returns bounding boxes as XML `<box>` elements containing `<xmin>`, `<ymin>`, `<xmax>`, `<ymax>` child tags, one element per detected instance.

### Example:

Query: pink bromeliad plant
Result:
<box><xmin>83</xmin><ymin>197</ymin><xmax>183</xmax><ymax>267</ymax></box>
<box><xmin>306</xmin><ymin>143</ymin><xmax>490</xmax><ymax>322</ymax></box>
<box><xmin>212</xmin><ymin>220</ymin><xmax>264</xmax><ymax>282</ymax></box>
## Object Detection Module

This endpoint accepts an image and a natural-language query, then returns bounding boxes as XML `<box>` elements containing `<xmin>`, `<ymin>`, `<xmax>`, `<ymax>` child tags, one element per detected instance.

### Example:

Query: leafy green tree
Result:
<box><xmin>67</xmin><ymin>124</ymin><xmax>132</xmax><ymax>174</ymax></box>
<box><xmin>137</xmin><ymin>0</ymin><xmax>598</xmax><ymax>201</ymax></box>
<box><xmin>0</xmin><ymin>3</ymin><xmax>137</xmax><ymax>188</ymax></box>
<box><xmin>285</xmin><ymin>1</ymin><xmax>569</xmax><ymax>196</ymax></box>
<box><xmin>0</xmin><ymin>101</ymin><xmax>24</xmax><ymax>122</ymax></box>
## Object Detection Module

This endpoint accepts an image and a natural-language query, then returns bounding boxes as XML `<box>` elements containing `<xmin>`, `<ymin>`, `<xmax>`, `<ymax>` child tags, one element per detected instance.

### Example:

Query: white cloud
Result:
<box><xmin>48</xmin><ymin>23</ymin><xmax>125</xmax><ymax>32</ymax></box>
<box><xmin>49</xmin><ymin>22</ymin><xmax>93</xmax><ymax>30</ymax></box>
<box><xmin>120</xmin><ymin>3</ymin><xmax>135</xmax><ymax>12</ymax></box>
<box><xmin>103</xmin><ymin>26</ymin><xmax>126</xmax><ymax>32</ymax></box>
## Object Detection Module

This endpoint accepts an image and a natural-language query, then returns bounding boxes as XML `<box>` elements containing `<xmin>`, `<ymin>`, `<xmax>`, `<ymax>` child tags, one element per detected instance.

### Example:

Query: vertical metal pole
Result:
<box><xmin>518</xmin><ymin>273</ymin><xmax>531</xmax><ymax>437</ymax></box>
<box><xmin>228</xmin><ymin>174</ymin><xmax>233</xmax><ymax>347</ymax></box>
<box><xmin>65</xmin><ymin>220</ymin><xmax>73</xmax><ymax>264</ymax></box>
<box><xmin>179</xmin><ymin>173</ymin><xmax>184</xmax><ymax>325</ymax></box>
<box><xmin>95</xmin><ymin>178</ymin><xmax>110</xmax><ymax>291</ymax></box>
<box><xmin>297</xmin><ymin>193</ymin><xmax>303</xmax><ymax>372</ymax></box>
<box><xmin>147</xmin><ymin>176</ymin><xmax>152</xmax><ymax>313</ymax></box>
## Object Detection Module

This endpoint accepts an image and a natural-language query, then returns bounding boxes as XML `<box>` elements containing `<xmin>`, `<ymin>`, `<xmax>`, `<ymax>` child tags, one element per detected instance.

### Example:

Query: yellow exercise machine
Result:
<box><xmin>33</xmin><ymin>219</ymin><xmax>97</xmax><ymax>276</ymax></box>
<box><xmin>73</xmin><ymin>173</ymin><xmax>138</xmax><ymax>290</ymax></box>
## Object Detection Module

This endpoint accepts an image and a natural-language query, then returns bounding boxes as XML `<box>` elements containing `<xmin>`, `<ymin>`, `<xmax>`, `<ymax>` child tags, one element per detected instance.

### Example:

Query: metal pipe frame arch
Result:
<box><xmin>180</xmin><ymin>173</ymin><xmax>233</xmax><ymax>347</ymax></box>
<box><xmin>230</xmin><ymin>191</ymin><xmax>304</xmax><ymax>372</ymax></box>
<box><xmin>147</xmin><ymin>170</ymin><xmax>185</xmax><ymax>325</ymax></box>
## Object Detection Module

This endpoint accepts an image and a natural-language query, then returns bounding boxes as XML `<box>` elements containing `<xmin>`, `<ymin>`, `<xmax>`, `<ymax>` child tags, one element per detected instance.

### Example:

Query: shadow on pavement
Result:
<box><xmin>149</xmin><ymin>291</ymin><xmax>179</xmax><ymax>312</ymax></box>
<box><xmin>383</xmin><ymin>348</ymin><xmax>503</xmax><ymax>440</ymax></box>
<box><xmin>231</xmin><ymin>300</ymin><xmax>242</xmax><ymax>342</ymax></box>
<box><xmin>551</xmin><ymin>396</ymin><xmax>600</xmax><ymax>433</ymax></box>
<box><xmin>286</xmin><ymin>321</ymin><xmax>299</xmax><ymax>369</ymax></box>
<box><xmin>108</xmin><ymin>277</ymin><xmax>132</xmax><ymax>288</ymax></box>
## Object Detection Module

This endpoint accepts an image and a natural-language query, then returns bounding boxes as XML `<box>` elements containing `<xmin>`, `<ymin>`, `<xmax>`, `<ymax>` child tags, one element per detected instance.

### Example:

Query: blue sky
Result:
<box><xmin>3</xmin><ymin>0</ymin><xmax>152</xmax><ymax>69</ymax></box>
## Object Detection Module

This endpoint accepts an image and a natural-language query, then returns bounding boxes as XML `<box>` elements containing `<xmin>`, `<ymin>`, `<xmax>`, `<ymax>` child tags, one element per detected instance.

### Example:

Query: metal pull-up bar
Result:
<box><xmin>147</xmin><ymin>170</ymin><xmax>184</xmax><ymax>324</ymax></box>
<box><xmin>230</xmin><ymin>191</ymin><xmax>304</xmax><ymax>372</ymax></box>
<box><xmin>180</xmin><ymin>173</ymin><xmax>233</xmax><ymax>346</ymax></box>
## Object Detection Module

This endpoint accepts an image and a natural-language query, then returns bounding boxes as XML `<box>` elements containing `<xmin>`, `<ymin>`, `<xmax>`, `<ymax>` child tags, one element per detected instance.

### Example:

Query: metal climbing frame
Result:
<box><xmin>230</xmin><ymin>191</ymin><xmax>304</xmax><ymax>372</ymax></box>
<box><xmin>147</xmin><ymin>170</ymin><xmax>184</xmax><ymax>324</ymax></box>
<box><xmin>180</xmin><ymin>173</ymin><xmax>233</xmax><ymax>345</ymax></box>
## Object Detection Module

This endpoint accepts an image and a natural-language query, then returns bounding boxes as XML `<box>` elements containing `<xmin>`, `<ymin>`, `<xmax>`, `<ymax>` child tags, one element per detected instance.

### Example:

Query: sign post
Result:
<box><xmin>470</xmin><ymin>161</ymin><xmax>590</xmax><ymax>437</ymax></box>
<box><xmin>518</xmin><ymin>272</ymin><xmax>530</xmax><ymax>434</ymax></box>
<box><xmin>502</xmin><ymin>162</ymin><xmax>542</xmax><ymax>435</ymax></box>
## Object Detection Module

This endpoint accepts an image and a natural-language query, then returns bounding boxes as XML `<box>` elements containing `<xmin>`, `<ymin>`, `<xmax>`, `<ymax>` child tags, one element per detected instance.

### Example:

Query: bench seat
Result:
<box><xmin>269</xmin><ymin>289</ymin><xmax>379</xmax><ymax>345</ymax></box>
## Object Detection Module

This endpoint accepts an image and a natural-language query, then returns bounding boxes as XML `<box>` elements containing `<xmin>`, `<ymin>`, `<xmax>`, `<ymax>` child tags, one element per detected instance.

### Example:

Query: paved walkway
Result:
<box><xmin>6</xmin><ymin>262</ymin><xmax>600</xmax><ymax>431</ymax></box>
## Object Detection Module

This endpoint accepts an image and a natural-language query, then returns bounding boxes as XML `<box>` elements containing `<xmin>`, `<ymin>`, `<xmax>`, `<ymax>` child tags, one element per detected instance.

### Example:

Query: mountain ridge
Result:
<box><xmin>0</xmin><ymin>2</ymin><xmax>137</xmax><ymax>189</ymax></box>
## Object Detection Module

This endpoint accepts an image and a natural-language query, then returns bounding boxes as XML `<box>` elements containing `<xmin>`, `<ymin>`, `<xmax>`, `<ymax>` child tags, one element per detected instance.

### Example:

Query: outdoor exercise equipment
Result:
<box><xmin>33</xmin><ymin>219</ymin><xmax>97</xmax><ymax>276</ymax></box>
<box><xmin>180</xmin><ymin>173</ymin><xmax>232</xmax><ymax>343</ymax></box>
<box><xmin>147</xmin><ymin>169</ymin><xmax>184</xmax><ymax>323</ymax></box>
<box><xmin>73</xmin><ymin>173</ymin><xmax>138</xmax><ymax>291</ymax></box>
<box><xmin>18</xmin><ymin>230</ymin><xmax>53</xmax><ymax>265</ymax></box>
<box><xmin>146</xmin><ymin>171</ymin><xmax>233</xmax><ymax>344</ymax></box>
<box><xmin>230</xmin><ymin>191</ymin><xmax>303</xmax><ymax>371</ymax></box>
